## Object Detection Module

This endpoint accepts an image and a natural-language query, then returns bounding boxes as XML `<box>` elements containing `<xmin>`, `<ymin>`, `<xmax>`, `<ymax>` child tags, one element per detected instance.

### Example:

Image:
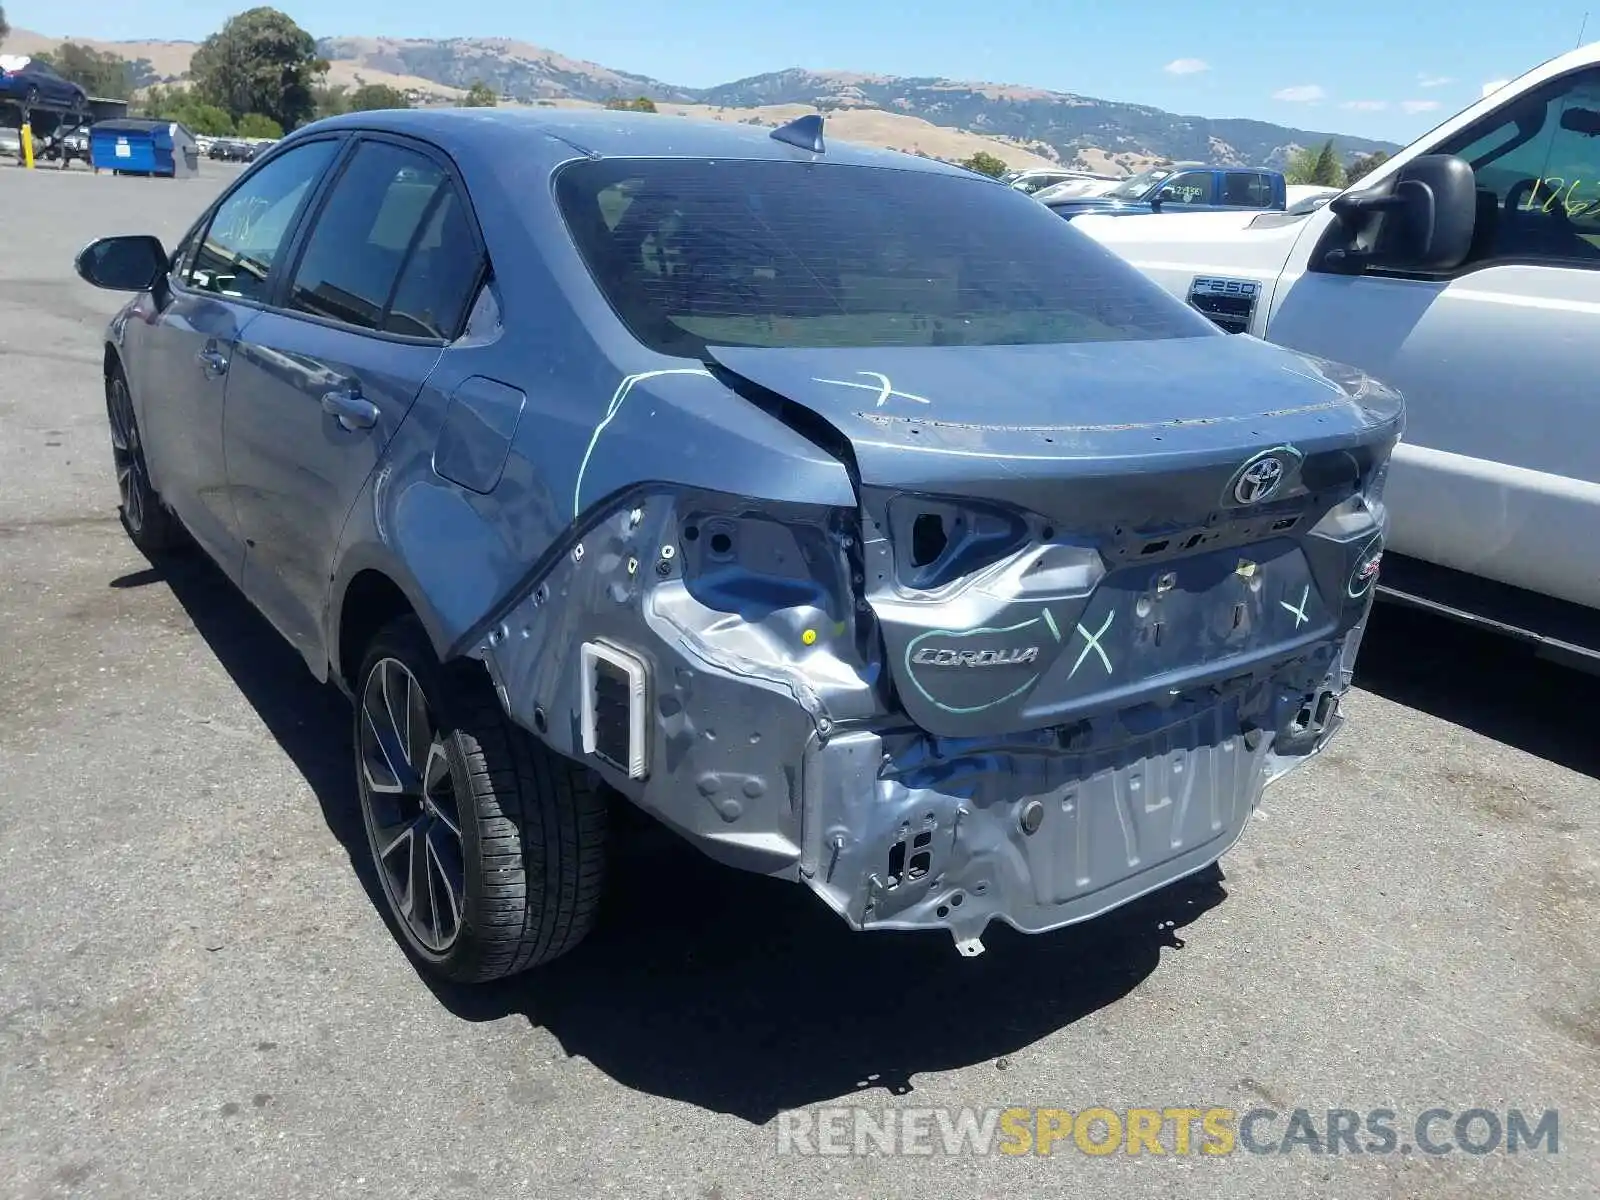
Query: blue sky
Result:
<box><xmin>14</xmin><ymin>0</ymin><xmax>1594</xmax><ymax>142</ymax></box>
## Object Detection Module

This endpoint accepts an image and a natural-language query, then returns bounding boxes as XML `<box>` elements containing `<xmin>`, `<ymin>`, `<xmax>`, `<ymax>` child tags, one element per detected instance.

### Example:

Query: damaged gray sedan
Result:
<box><xmin>75</xmin><ymin>106</ymin><xmax>1399</xmax><ymax>981</ymax></box>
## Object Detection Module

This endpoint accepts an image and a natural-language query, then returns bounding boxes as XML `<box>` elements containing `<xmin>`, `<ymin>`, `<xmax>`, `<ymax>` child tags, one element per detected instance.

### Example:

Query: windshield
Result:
<box><xmin>553</xmin><ymin>157</ymin><xmax>1217</xmax><ymax>355</ymax></box>
<box><xmin>1104</xmin><ymin>166</ymin><xmax>1174</xmax><ymax>200</ymax></box>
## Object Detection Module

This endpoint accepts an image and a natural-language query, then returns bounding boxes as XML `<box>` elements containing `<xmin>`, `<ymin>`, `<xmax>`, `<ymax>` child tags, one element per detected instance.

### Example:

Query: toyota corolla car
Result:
<box><xmin>74</xmin><ymin>107</ymin><xmax>1400</xmax><ymax>982</ymax></box>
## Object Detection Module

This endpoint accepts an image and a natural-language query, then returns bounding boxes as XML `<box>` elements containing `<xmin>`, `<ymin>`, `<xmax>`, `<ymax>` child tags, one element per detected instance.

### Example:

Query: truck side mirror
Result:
<box><xmin>1324</xmin><ymin>154</ymin><xmax>1477</xmax><ymax>273</ymax></box>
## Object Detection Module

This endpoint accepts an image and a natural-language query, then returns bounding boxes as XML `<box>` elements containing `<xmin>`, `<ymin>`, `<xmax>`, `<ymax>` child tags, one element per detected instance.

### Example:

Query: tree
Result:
<box><xmin>1286</xmin><ymin>139</ymin><xmax>1346</xmax><ymax>188</ymax></box>
<box><xmin>0</xmin><ymin>7</ymin><xmax>10</xmax><ymax>49</ymax></box>
<box><xmin>1310</xmin><ymin>140</ymin><xmax>1345</xmax><ymax>188</ymax></box>
<box><xmin>33</xmin><ymin>43</ymin><xmax>134</xmax><ymax>100</ymax></box>
<box><xmin>236</xmin><ymin>112</ymin><xmax>284</xmax><ymax>139</ymax></box>
<box><xmin>189</xmin><ymin>7</ymin><xmax>326</xmax><ymax>131</ymax></box>
<box><xmin>1345</xmin><ymin>149</ymin><xmax>1391</xmax><ymax>183</ymax></box>
<box><xmin>345</xmin><ymin>83</ymin><xmax>410</xmax><ymax>112</ymax></box>
<box><xmin>604</xmin><ymin>96</ymin><xmax>657</xmax><ymax>112</ymax></box>
<box><xmin>180</xmin><ymin>103</ymin><xmax>236</xmax><ymax>136</ymax></box>
<box><xmin>137</xmin><ymin>85</ymin><xmax>235</xmax><ymax>135</ymax></box>
<box><xmin>462</xmin><ymin>80</ymin><xmax>497</xmax><ymax>108</ymax></box>
<box><xmin>960</xmin><ymin>150</ymin><xmax>1009</xmax><ymax>178</ymax></box>
<box><xmin>312</xmin><ymin>83</ymin><xmax>349</xmax><ymax>118</ymax></box>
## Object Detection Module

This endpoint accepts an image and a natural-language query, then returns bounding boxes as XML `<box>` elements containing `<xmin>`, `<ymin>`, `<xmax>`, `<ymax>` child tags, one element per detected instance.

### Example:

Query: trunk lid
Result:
<box><xmin>706</xmin><ymin>333</ymin><xmax>1400</xmax><ymax>525</ymax></box>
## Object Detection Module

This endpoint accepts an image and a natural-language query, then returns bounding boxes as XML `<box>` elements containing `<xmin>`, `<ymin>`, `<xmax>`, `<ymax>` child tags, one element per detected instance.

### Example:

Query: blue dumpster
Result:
<box><xmin>90</xmin><ymin>118</ymin><xmax>199</xmax><ymax>177</ymax></box>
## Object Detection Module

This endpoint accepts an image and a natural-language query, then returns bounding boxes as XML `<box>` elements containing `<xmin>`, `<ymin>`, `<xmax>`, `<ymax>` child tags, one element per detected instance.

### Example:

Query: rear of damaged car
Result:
<box><xmin>459</xmin><ymin>141</ymin><xmax>1401</xmax><ymax>959</ymax></box>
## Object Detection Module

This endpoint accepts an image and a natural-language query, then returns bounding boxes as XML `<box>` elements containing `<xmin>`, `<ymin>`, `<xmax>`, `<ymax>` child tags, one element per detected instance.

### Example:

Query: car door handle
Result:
<box><xmin>321</xmin><ymin>389</ymin><xmax>379</xmax><ymax>432</ymax></box>
<box><xmin>197</xmin><ymin>346</ymin><xmax>229</xmax><ymax>377</ymax></box>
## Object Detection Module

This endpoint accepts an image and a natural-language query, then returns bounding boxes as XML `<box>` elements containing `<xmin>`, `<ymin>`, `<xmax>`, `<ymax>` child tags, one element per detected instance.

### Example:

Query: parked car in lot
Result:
<box><xmin>207</xmin><ymin>138</ymin><xmax>258</xmax><ymax>162</ymax></box>
<box><xmin>0</xmin><ymin>54</ymin><xmax>88</xmax><ymax>116</ymax></box>
<box><xmin>1044</xmin><ymin>162</ymin><xmax>1289</xmax><ymax>219</ymax></box>
<box><xmin>1074</xmin><ymin>41</ymin><xmax>1600</xmax><ymax>671</ymax></box>
<box><xmin>74</xmin><ymin>107</ymin><xmax>1400</xmax><ymax>980</ymax></box>
<box><xmin>1000</xmin><ymin>166</ymin><xmax>1120</xmax><ymax>195</ymax></box>
<box><xmin>39</xmin><ymin>129</ymin><xmax>90</xmax><ymax>168</ymax></box>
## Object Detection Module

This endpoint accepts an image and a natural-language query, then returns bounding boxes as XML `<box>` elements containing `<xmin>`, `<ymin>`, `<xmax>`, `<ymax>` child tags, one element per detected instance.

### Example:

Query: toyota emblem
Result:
<box><xmin>1233</xmin><ymin>454</ymin><xmax>1288</xmax><ymax>505</ymax></box>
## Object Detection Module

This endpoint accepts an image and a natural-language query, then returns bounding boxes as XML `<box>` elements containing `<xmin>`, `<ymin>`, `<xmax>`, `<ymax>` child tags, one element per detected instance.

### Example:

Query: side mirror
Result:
<box><xmin>1151</xmin><ymin>188</ymin><xmax>1174</xmax><ymax>211</ymax></box>
<box><xmin>1325</xmin><ymin>154</ymin><xmax>1477</xmax><ymax>273</ymax></box>
<box><xmin>74</xmin><ymin>234</ymin><xmax>168</xmax><ymax>292</ymax></box>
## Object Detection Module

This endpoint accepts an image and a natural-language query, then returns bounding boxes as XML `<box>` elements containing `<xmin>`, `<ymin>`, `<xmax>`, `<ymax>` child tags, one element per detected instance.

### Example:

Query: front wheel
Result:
<box><xmin>105</xmin><ymin>364</ymin><xmax>187</xmax><ymax>555</ymax></box>
<box><xmin>354</xmin><ymin>616</ymin><xmax>610</xmax><ymax>982</ymax></box>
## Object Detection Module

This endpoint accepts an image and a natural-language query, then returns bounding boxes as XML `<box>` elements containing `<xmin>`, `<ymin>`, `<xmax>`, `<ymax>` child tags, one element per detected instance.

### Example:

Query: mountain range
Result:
<box><xmin>315</xmin><ymin>36</ymin><xmax>1403</xmax><ymax>171</ymax></box>
<box><xmin>6</xmin><ymin>27</ymin><xmax>1403</xmax><ymax>172</ymax></box>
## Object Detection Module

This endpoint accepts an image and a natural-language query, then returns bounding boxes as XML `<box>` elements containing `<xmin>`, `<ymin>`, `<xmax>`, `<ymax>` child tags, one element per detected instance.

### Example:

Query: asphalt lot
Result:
<box><xmin>0</xmin><ymin>161</ymin><xmax>1596</xmax><ymax>1200</ymax></box>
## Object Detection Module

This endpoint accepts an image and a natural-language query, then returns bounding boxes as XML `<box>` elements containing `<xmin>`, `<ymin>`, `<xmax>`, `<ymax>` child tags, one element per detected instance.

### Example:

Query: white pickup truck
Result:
<box><xmin>1075</xmin><ymin>43</ymin><xmax>1600</xmax><ymax>670</ymax></box>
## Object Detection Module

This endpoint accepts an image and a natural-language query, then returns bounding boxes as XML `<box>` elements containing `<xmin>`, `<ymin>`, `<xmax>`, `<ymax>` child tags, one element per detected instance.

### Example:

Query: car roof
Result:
<box><xmin>294</xmin><ymin>105</ymin><xmax>982</xmax><ymax>179</ymax></box>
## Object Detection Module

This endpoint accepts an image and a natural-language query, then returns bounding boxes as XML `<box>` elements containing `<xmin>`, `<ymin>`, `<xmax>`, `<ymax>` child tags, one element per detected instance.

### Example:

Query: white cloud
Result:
<box><xmin>1273</xmin><ymin>84</ymin><xmax>1327</xmax><ymax>103</ymax></box>
<box><xmin>1401</xmin><ymin>99</ymin><xmax>1441</xmax><ymax>114</ymax></box>
<box><xmin>1482</xmin><ymin>78</ymin><xmax>1511</xmax><ymax>96</ymax></box>
<box><xmin>1417</xmin><ymin>74</ymin><xmax>1454</xmax><ymax>88</ymax></box>
<box><xmin>1341</xmin><ymin>99</ymin><xmax>1389</xmax><ymax>111</ymax></box>
<box><xmin>1164</xmin><ymin>58</ymin><xmax>1210</xmax><ymax>75</ymax></box>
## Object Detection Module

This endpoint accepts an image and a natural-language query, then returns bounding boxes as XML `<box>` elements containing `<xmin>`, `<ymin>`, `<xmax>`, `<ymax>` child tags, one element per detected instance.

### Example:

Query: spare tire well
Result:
<box><xmin>337</xmin><ymin>571</ymin><xmax>416</xmax><ymax>691</ymax></box>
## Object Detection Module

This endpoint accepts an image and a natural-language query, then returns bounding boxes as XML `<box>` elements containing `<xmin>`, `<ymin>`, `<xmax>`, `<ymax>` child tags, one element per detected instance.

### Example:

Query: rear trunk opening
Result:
<box><xmin>706</xmin><ymin>338</ymin><xmax>1398</xmax><ymax>739</ymax></box>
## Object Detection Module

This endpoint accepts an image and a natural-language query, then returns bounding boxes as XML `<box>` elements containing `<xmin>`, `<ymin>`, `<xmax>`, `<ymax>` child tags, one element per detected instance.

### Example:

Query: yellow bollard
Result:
<box><xmin>20</xmin><ymin>122</ymin><xmax>34</xmax><ymax>169</ymax></box>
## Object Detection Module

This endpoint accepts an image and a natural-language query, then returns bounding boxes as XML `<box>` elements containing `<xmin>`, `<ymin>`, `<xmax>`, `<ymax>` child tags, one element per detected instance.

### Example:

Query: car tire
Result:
<box><xmin>354</xmin><ymin>615</ymin><xmax>610</xmax><ymax>983</ymax></box>
<box><xmin>105</xmin><ymin>363</ymin><xmax>188</xmax><ymax>556</ymax></box>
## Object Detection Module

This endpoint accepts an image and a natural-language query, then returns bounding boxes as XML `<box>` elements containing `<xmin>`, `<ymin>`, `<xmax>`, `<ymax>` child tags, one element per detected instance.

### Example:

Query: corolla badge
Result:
<box><xmin>912</xmin><ymin>645</ymin><xmax>1040</xmax><ymax>668</ymax></box>
<box><xmin>904</xmin><ymin>618</ymin><xmax>1052</xmax><ymax>715</ymax></box>
<box><xmin>1228</xmin><ymin>446</ymin><xmax>1301</xmax><ymax>507</ymax></box>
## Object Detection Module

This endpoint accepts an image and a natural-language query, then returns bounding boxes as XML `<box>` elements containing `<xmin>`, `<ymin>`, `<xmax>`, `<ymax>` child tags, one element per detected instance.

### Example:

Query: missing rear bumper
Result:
<box><xmin>475</xmin><ymin>486</ymin><xmax>1364</xmax><ymax>954</ymax></box>
<box><xmin>799</xmin><ymin>678</ymin><xmax>1334</xmax><ymax>953</ymax></box>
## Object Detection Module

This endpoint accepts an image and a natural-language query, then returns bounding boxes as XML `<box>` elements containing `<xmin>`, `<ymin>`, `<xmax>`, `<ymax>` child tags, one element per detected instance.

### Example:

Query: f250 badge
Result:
<box><xmin>1191</xmin><ymin>276</ymin><xmax>1260</xmax><ymax>299</ymax></box>
<box><xmin>912</xmin><ymin>646</ymin><xmax>1040</xmax><ymax>668</ymax></box>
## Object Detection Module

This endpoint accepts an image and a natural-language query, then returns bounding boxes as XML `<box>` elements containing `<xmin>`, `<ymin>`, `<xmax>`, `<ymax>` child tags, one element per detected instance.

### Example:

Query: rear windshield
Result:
<box><xmin>553</xmin><ymin>157</ymin><xmax>1218</xmax><ymax>355</ymax></box>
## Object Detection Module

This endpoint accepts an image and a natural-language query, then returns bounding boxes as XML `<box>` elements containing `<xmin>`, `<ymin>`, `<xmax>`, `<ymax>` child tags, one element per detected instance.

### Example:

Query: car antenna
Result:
<box><xmin>770</xmin><ymin>113</ymin><xmax>825</xmax><ymax>153</ymax></box>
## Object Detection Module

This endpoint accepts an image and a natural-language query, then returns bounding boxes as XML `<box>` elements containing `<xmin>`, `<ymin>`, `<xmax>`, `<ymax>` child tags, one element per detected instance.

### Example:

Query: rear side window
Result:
<box><xmin>383</xmin><ymin>186</ymin><xmax>484</xmax><ymax>338</ymax></box>
<box><xmin>1223</xmin><ymin>171</ymin><xmax>1274</xmax><ymax>207</ymax></box>
<box><xmin>288</xmin><ymin>140</ymin><xmax>477</xmax><ymax>336</ymax></box>
<box><xmin>554</xmin><ymin>157</ymin><xmax>1218</xmax><ymax>355</ymax></box>
<box><xmin>186</xmin><ymin>139</ymin><xmax>337</xmax><ymax>300</ymax></box>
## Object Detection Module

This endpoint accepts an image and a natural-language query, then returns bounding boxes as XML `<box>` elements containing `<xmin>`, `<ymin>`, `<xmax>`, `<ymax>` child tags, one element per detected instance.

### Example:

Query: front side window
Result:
<box><xmin>1158</xmin><ymin>171</ymin><xmax>1215</xmax><ymax>206</ymax></box>
<box><xmin>168</xmin><ymin>217</ymin><xmax>204</xmax><ymax>280</ymax></box>
<box><xmin>554</xmin><ymin>158</ymin><xmax>1219</xmax><ymax>356</ymax></box>
<box><xmin>185</xmin><ymin>139</ymin><xmax>339</xmax><ymax>300</ymax></box>
<box><xmin>287</xmin><ymin>139</ymin><xmax>468</xmax><ymax>334</ymax></box>
<box><xmin>1436</xmin><ymin>67</ymin><xmax>1600</xmax><ymax>266</ymax></box>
